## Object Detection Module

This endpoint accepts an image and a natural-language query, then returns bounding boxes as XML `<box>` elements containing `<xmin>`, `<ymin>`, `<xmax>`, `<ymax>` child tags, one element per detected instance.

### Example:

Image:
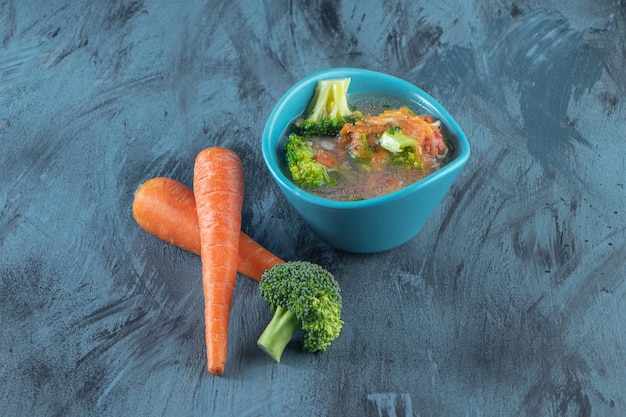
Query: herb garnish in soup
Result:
<box><xmin>283</xmin><ymin>78</ymin><xmax>452</xmax><ymax>201</ymax></box>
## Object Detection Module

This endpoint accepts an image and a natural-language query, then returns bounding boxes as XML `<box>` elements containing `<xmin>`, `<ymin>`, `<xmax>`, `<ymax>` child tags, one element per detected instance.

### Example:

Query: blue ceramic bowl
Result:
<box><xmin>262</xmin><ymin>68</ymin><xmax>470</xmax><ymax>253</ymax></box>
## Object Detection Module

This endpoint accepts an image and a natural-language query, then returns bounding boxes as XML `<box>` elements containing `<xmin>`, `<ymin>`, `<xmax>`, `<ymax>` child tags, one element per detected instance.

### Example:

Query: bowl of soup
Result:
<box><xmin>262</xmin><ymin>68</ymin><xmax>470</xmax><ymax>253</ymax></box>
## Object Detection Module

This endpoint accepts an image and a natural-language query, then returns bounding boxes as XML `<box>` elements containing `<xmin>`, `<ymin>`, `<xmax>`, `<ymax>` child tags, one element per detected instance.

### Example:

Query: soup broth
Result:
<box><xmin>284</xmin><ymin>93</ymin><xmax>453</xmax><ymax>202</ymax></box>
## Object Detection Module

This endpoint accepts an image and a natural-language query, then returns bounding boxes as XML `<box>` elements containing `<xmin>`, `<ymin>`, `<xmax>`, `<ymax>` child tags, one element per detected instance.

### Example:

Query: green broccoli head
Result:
<box><xmin>295</xmin><ymin>78</ymin><xmax>358</xmax><ymax>136</ymax></box>
<box><xmin>379</xmin><ymin>127</ymin><xmax>425</xmax><ymax>170</ymax></box>
<box><xmin>257</xmin><ymin>261</ymin><xmax>344</xmax><ymax>361</ymax></box>
<box><xmin>284</xmin><ymin>133</ymin><xmax>338</xmax><ymax>188</ymax></box>
<box><xmin>297</xmin><ymin>117</ymin><xmax>349</xmax><ymax>137</ymax></box>
<box><xmin>390</xmin><ymin>149</ymin><xmax>424</xmax><ymax>170</ymax></box>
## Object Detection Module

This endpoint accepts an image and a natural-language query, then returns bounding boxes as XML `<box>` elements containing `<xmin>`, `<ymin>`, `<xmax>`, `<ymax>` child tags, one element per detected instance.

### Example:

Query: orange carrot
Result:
<box><xmin>132</xmin><ymin>177</ymin><xmax>284</xmax><ymax>280</ymax></box>
<box><xmin>237</xmin><ymin>231</ymin><xmax>285</xmax><ymax>280</ymax></box>
<box><xmin>132</xmin><ymin>177</ymin><xmax>202</xmax><ymax>255</ymax></box>
<box><xmin>192</xmin><ymin>147</ymin><xmax>245</xmax><ymax>375</ymax></box>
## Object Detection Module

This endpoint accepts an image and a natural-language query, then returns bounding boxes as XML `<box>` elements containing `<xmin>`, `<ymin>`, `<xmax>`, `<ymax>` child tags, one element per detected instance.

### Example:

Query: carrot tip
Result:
<box><xmin>208</xmin><ymin>365</ymin><xmax>225</xmax><ymax>375</ymax></box>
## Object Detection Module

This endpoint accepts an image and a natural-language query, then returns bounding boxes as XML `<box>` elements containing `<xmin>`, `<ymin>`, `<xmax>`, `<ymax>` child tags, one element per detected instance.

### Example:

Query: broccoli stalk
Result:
<box><xmin>257</xmin><ymin>261</ymin><xmax>344</xmax><ymax>362</ymax></box>
<box><xmin>379</xmin><ymin>126</ymin><xmax>425</xmax><ymax>170</ymax></box>
<box><xmin>295</xmin><ymin>78</ymin><xmax>358</xmax><ymax>137</ymax></box>
<box><xmin>256</xmin><ymin>306</ymin><xmax>302</xmax><ymax>361</ymax></box>
<box><xmin>284</xmin><ymin>133</ymin><xmax>337</xmax><ymax>188</ymax></box>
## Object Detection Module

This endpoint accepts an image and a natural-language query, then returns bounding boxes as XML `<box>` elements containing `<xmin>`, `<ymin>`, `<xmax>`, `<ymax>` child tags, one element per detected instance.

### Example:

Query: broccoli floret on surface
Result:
<box><xmin>257</xmin><ymin>261</ymin><xmax>344</xmax><ymax>362</ymax></box>
<box><xmin>284</xmin><ymin>133</ymin><xmax>337</xmax><ymax>188</ymax></box>
<box><xmin>295</xmin><ymin>78</ymin><xmax>358</xmax><ymax>136</ymax></box>
<box><xmin>379</xmin><ymin>127</ymin><xmax>424</xmax><ymax>170</ymax></box>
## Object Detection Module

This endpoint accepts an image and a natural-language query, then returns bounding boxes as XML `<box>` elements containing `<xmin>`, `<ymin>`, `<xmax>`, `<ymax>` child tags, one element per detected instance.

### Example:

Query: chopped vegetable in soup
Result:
<box><xmin>283</xmin><ymin>79</ymin><xmax>452</xmax><ymax>201</ymax></box>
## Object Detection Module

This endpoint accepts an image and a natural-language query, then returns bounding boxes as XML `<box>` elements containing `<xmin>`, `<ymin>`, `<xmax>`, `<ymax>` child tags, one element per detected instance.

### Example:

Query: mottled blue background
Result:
<box><xmin>1</xmin><ymin>1</ymin><xmax>624</xmax><ymax>416</ymax></box>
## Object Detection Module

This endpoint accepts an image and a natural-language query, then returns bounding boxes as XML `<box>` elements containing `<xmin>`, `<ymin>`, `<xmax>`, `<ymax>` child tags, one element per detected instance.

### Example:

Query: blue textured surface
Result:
<box><xmin>1</xmin><ymin>1</ymin><xmax>625</xmax><ymax>416</ymax></box>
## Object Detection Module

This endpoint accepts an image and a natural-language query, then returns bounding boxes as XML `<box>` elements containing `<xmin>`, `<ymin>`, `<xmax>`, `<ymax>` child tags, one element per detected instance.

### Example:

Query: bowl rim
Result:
<box><xmin>262</xmin><ymin>67</ymin><xmax>470</xmax><ymax>209</ymax></box>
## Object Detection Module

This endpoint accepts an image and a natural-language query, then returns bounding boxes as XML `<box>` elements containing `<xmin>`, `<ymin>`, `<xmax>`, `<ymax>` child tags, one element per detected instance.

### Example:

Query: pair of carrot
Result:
<box><xmin>132</xmin><ymin>148</ymin><xmax>283</xmax><ymax>375</ymax></box>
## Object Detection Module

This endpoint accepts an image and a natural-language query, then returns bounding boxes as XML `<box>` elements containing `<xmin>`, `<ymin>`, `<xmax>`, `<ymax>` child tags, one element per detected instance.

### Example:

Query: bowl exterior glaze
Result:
<box><xmin>262</xmin><ymin>68</ymin><xmax>470</xmax><ymax>253</ymax></box>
